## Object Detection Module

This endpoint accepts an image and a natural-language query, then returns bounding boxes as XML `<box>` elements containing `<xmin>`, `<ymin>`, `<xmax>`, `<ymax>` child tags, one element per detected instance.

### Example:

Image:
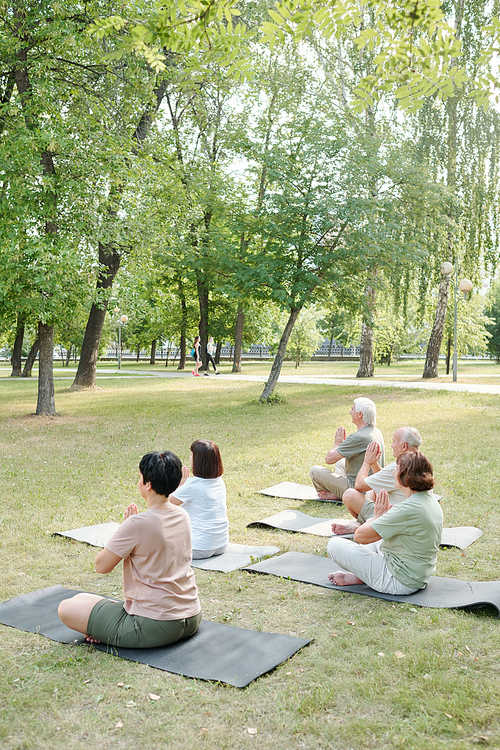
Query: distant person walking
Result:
<box><xmin>192</xmin><ymin>336</ymin><xmax>201</xmax><ymax>377</ymax></box>
<box><xmin>204</xmin><ymin>336</ymin><xmax>219</xmax><ymax>376</ymax></box>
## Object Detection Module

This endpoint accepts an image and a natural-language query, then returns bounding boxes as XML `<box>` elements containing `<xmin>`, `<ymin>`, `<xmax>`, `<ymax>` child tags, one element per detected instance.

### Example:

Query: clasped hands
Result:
<box><xmin>373</xmin><ymin>489</ymin><xmax>392</xmax><ymax>519</ymax></box>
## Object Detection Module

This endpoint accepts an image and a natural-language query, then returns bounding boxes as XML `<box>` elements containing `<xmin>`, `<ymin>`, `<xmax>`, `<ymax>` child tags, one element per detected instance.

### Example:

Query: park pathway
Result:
<box><xmin>3</xmin><ymin>366</ymin><xmax>500</xmax><ymax>394</ymax></box>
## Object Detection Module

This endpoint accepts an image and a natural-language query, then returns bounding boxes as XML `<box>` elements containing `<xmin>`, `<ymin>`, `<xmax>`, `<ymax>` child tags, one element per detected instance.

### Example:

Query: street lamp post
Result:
<box><xmin>441</xmin><ymin>263</ymin><xmax>473</xmax><ymax>382</ymax></box>
<box><xmin>113</xmin><ymin>307</ymin><xmax>128</xmax><ymax>369</ymax></box>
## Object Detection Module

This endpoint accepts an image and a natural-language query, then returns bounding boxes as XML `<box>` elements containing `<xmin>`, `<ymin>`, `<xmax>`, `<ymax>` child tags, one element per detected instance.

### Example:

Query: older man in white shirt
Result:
<box><xmin>331</xmin><ymin>426</ymin><xmax>422</xmax><ymax>535</ymax></box>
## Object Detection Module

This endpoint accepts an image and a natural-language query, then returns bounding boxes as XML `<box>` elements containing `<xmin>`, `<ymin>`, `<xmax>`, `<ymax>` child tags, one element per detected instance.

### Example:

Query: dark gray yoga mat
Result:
<box><xmin>245</xmin><ymin>551</ymin><xmax>500</xmax><ymax>615</ymax></box>
<box><xmin>54</xmin><ymin>527</ymin><xmax>280</xmax><ymax>572</ymax></box>
<box><xmin>247</xmin><ymin>509</ymin><xmax>483</xmax><ymax>550</ymax></box>
<box><xmin>0</xmin><ymin>586</ymin><xmax>311</xmax><ymax>688</ymax></box>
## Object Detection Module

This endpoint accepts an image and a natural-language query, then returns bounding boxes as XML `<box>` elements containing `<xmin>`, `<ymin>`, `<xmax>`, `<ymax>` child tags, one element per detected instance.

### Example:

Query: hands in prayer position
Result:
<box><xmin>334</xmin><ymin>426</ymin><xmax>347</xmax><ymax>447</ymax></box>
<box><xmin>364</xmin><ymin>441</ymin><xmax>382</xmax><ymax>466</ymax></box>
<box><xmin>373</xmin><ymin>489</ymin><xmax>392</xmax><ymax>519</ymax></box>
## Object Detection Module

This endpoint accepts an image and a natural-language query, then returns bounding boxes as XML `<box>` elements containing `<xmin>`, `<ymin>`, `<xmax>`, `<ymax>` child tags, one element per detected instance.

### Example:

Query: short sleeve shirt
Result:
<box><xmin>337</xmin><ymin>425</ymin><xmax>385</xmax><ymax>486</ymax></box>
<box><xmin>105</xmin><ymin>505</ymin><xmax>200</xmax><ymax>620</ymax></box>
<box><xmin>371</xmin><ymin>491</ymin><xmax>443</xmax><ymax>589</ymax></box>
<box><xmin>171</xmin><ymin>476</ymin><xmax>229</xmax><ymax>551</ymax></box>
<box><xmin>365</xmin><ymin>461</ymin><xmax>406</xmax><ymax>504</ymax></box>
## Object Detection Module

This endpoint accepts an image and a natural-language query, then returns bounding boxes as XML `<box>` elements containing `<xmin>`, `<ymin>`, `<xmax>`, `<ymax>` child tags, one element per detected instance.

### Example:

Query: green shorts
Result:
<box><xmin>87</xmin><ymin>600</ymin><xmax>202</xmax><ymax>649</ymax></box>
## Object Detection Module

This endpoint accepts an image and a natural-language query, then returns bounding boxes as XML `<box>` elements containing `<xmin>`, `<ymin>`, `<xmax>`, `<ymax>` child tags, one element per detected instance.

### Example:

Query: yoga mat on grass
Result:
<box><xmin>258</xmin><ymin>481</ymin><xmax>342</xmax><ymax>504</ymax></box>
<box><xmin>247</xmin><ymin>509</ymin><xmax>483</xmax><ymax>550</ymax></box>
<box><xmin>54</xmin><ymin>527</ymin><xmax>280</xmax><ymax>572</ymax></box>
<box><xmin>191</xmin><ymin>543</ymin><xmax>281</xmax><ymax>572</ymax></box>
<box><xmin>245</xmin><ymin>551</ymin><xmax>500</xmax><ymax>615</ymax></box>
<box><xmin>0</xmin><ymin>586</ymin><xmax>312</xmax><ymax>688</ymax></box>
<box><xmin>54</xmin><ymin>523</ymin><xmax>120</xmax><ymax>547</ymax></box>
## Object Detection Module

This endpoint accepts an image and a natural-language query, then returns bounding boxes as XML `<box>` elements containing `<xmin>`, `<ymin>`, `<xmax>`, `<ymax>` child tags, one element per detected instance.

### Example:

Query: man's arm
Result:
<box><xmin>354</xmin><ymin>441</ymin><xmax>382</xmax><ymax>492</ymax></box>
<box><xmin>325</xmin><ymin>426</ymin><xmax>347</xmax><ymax>464</ymax></box>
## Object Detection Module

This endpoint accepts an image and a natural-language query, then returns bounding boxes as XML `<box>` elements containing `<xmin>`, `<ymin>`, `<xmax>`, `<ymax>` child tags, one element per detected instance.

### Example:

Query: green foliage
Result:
<box><xmin>285</xmin><ymin>306</ymin><xmax>323</xmax><ymax>367</ymax></box>
<box><xmin>486</xmin><ymin>280</ymin><xmax>500</xmax><ymax>362</ymax></box>
<box><xmin>88</xmin><ymin>0</ymin><xmax>253</xmax><ymax>79</ymax></box>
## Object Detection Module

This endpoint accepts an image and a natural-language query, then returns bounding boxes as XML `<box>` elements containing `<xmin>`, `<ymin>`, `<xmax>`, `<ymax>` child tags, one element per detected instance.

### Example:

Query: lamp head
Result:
<box><xmin>459</xmin><ymin>279</ymin><xmax>473</xmax><ymax>293</ymax></box>
<box><xmin>441</xmin><ymin>262</ymin><xmax>453</xmax><ymax>275</ymax></box>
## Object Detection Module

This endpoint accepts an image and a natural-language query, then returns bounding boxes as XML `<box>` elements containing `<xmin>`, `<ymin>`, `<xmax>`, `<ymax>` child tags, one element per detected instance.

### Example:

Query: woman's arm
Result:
<box><xmin>95</xmin><ymin>502</ymin><xmax>138</xmax><ymax>573</ymax></box>
<box><xmin>170</xmin><ymin>467</ymin><xmax>189</xmax><ymax>505</ymax></box>
<box><xmin>95</xmin><ymin>548</ymin><xmax>122</xmax><ymax>574</ymax></box>
<box><xmin>353</xmin><ymin>489</ymin><xmax>390</xmax><ymax>544</ymax></box>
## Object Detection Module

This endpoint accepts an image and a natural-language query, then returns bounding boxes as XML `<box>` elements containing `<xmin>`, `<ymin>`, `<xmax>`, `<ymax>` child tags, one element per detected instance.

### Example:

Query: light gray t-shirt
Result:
<box><xmin>371</xmin><ymin>491</ymin><xmax>443</xmax><ymax>589</ymax></box>
<box><xmin>365</xmin><ymin>461</ymin><xmax>406</xmax><ymax>504</ymax></box>
<box><xmin>337</xmin><ymin>424</ymin><xmax>385</xmax><ymax>486</ymax></box>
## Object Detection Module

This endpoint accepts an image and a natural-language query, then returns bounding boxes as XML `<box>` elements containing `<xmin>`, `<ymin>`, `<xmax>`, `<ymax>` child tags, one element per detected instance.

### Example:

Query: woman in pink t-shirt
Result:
<box><xmin>58</xmin><ymin>451</ymin><xmax>201</xmax><ymax>648</ymax></box>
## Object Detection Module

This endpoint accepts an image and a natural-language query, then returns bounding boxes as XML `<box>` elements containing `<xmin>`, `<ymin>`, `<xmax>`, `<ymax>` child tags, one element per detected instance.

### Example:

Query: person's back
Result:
<box><xmin>108</xmin><ymin>504</ymin><xmax>199</xmax><ymax>619</ymax></box>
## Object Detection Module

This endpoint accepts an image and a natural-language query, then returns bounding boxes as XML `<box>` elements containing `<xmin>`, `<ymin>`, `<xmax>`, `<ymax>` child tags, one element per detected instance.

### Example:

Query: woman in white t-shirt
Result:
<box><xmin>170</xmin><ymin>439</ymin><xmax>229</xmax><ymax>559</ymax></box>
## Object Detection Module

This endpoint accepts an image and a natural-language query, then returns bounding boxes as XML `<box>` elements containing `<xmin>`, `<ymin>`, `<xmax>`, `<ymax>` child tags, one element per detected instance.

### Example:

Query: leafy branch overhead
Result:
<box><xmin>90</xmin><ymin>1</ymin><xmax>497</xmax><ymax>110</ymax></box>
<box><xmin>88</xmin><ymin>0</ymin><xmax>252</xmax><ymax>80</ymax></box>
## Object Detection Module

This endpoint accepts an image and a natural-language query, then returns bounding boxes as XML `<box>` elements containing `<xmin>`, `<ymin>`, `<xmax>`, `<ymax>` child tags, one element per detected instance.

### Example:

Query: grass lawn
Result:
<box><xmin>1</xmin><ymin>374</ymin><xmax>500</xmax><ymax>749</ymax></box>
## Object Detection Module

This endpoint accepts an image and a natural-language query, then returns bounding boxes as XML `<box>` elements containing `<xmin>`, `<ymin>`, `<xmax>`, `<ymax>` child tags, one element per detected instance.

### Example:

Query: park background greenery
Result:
<box><xmin>1</xmin><ymin>369</ymin><xmax>500</xmax><ymax>749</ymax></box>
<box><xmin>3</xmin><ymin>0</ymin><xmax>500</xmax><ymax>412</ymax></box>
<box><xmin>4</xmin><ymin>1</ymin><xmax>500</xmax><ymax>744</ymax></box>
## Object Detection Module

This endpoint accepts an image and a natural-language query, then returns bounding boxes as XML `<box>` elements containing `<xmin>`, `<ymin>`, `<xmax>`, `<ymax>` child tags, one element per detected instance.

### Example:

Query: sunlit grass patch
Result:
<box><xmin>1</xmin><ymin>377</ymin><xmax>500</xmax><ymax>749</ymax></box>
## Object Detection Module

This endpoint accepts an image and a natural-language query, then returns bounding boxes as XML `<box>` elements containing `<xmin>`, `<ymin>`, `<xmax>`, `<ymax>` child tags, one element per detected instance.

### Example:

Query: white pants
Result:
<box><xmin>327</xmin><ymin>536</ymin><xmax>419</xmax><ymax>595</ymax></box>
<box><xmin>310</xmin><ymin>459</ymin><xmax>351</xmax><ymax>499</ymax></box>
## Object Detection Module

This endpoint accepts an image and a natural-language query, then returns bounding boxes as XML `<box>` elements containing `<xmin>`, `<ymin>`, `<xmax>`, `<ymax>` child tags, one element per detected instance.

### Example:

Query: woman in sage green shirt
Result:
<box><xmin>327</xmin><ymin>451</ymin><xmax>443</xmax><ymax>595</ymax></box>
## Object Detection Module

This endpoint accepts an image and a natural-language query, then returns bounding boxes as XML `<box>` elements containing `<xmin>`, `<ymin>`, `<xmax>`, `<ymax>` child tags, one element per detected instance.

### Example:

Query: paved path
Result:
<box><xmin>3</xmin><ymin>367</ymin><xmax>500</xmax><ymax>394</ymax></box>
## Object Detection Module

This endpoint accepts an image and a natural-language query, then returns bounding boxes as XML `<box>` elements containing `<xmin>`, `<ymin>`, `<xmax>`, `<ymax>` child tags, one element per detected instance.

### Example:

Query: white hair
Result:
<box><xmin>399</xmin><ymin>426</ymin><xmax>422</xmax><ymax>449</ymax></box>
<box><xmin>353</xmin><ymin>397</ymin><xmax>376</xmax><ymax>426</ymax></box>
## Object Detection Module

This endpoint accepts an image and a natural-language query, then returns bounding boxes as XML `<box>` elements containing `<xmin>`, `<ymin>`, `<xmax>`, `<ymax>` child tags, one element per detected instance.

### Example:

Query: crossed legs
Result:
<box><xmin>58</xmin><ymin>593</ymin><xmax>109</xmax><ymax>642</ymax></box>
<box><xmin>326</xmin><ymin>536</ymin><xmax>418</xmax><ymax>595</ymax></box>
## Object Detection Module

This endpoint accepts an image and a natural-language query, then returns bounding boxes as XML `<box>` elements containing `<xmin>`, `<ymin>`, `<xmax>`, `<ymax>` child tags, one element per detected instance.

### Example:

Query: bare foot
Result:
<box><xmin>317</xmin><ymin>490</ymin><xmax>342</xmax><ymax>501</ymax></box>
<box><xmin>328</xmin><ymin>571</ymin><xmax>364</xmax><ymax>586</ymax></box>
<box><xmin>85</xmin><ymin>635</ymin><xmax>102</xmax><ymax>644</ymax></box>
<box><xmin>331</xmin><ymin>520</ymin><xmax>360</xmax><ymax>535</ymax></box>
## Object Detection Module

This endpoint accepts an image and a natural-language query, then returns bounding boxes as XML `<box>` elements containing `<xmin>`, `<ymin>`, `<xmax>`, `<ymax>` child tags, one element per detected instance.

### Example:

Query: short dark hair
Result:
<box><xmin>191</xmin><ymin>439</ymin><xmax>223</xmax><ymax>479</ymax></box>
<box><xmin>396</xmin><ymin>451</ymin><xmax>434</xmax><ymax>492</ymax></box>
<box><xmin>139</xmin><ymin>451</ymin><xmax>182</xmax><ymax>497</ymax></box>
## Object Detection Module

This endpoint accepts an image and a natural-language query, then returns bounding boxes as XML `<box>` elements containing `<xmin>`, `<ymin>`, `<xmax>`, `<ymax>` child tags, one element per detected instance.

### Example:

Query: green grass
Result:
<box><xmin>1</xmin><ymin>376</ymin><xmax>500</xmax><ymax>749</ymax></box>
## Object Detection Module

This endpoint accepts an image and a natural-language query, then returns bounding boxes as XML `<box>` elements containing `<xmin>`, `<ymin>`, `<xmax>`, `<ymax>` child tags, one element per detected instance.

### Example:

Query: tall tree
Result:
<box><xmin>420</xmin><ymin>0</ymin><xmax>500</xmax><ymax>377</ymax></box>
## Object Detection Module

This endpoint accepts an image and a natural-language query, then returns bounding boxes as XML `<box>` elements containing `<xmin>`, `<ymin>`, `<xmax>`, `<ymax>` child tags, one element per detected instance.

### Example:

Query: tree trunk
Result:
<box><xmin>150</xmin><ymin>339</ymin><xmax>156</xmax><ymax>365</ymax></box>
<box><xmin>10</xmin><ymin>313</ymin><xmax>25</xmax><ymax>377</ymax></box>
<box><xmin>357</xmin><ymin>278</ymin><xmax>376</xmax><ymax>378</ymax></box>
<box><xmin>422</xmin><ymin>271</ymin><xmax>452</xmax><ymax>378</ymax></box>
<box><xmin>177</xmin><ymin>280</ymin><xmax>187</xmax><ymax>370</ymax></box>
<box><xmin>36</xmin><ymin>322</ymin><xmax>56</xmax><ymax>415</ymax></box>
<box><xmin>136</xmin><ymin>345</ymin><xmax>140</xmax><ymax>362</ymax></box>
<box><xmin>259</xmin><ymin>308</ymin><xmax>301</xmax><ymax>402</ymax></box>
<box><xmin>215</xmin><ymin>341</ymin><xmax>222</xmax><ymax>364</ymax></box>
<box><xmin>71</xmin><ymin>242</ymin><xmax>121</xmax><ymax>389</ymax></box>
<box><xmin>196</xmin><ymin>275</ymin><xmax>209</xmax><ymax>371</ymax></box>
<box><xmin>22</xmin><ymin>338</ymin><xmax>39</xmax><ymax>377</ymax></box>
<box><xmin>445</xmin><ymin>335</ymin><xmax>451</xmax><ymax>374</ymax></box>
<box><xmin>357</xmin><ymin>322</ymin><xmax>374</xmax><ymax>377</ymax></box>
<box><xmin>66</xmin><ymin>346</ymin><xmax>72</xmax><ymax>367</ymax></box>
<box><xmin>232</xmin><ymin>308</ymin><xmax>245</xmax><ymax>373</ymax></box>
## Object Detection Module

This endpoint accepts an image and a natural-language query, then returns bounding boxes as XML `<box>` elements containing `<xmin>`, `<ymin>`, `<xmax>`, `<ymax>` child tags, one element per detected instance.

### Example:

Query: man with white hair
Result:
<box><xmin>309</xmin><ymin>397</ymin><xmax>385</xmax><ymax>502</ymax></box>
<box><xmin>330</xmin><ymin>426</ymin><xmax>422</xmax><ymax>534</ymax></box>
